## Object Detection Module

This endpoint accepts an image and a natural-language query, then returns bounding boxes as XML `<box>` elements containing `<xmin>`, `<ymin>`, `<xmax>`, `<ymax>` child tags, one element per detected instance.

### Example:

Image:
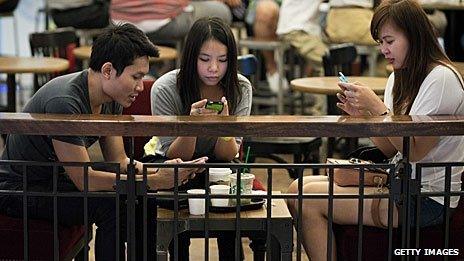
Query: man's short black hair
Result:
<box><xmin>89</xmin><ymin>23</ymin><xmax>159</xmax><ymax>76</ymax></box>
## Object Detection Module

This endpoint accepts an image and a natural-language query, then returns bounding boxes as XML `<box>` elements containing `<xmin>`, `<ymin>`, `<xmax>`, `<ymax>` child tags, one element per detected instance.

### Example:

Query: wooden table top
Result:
<box><xmin>73</xmin><ymin>45</ymin><xmax>178</xmax><ymax>62</ymax></box>
<box><xmin>2</xmin><ymin>113</ymin><xmax>464</xmax><ymax>137</ymax></box>
<box><xmin>0</xmin><ymin>57</ymin><xmax>69</xmax><ymax>74</ymax></box>
<box><xmin>291</xmin><ymin>76</ymin><xmax>387</xmax><ymax>95</ymax></box>
<box><xmin>386</xmin><ymin>62</ymin><xmax>464</xmax><ymax>75</ymax></box>
<box><xmin>157</xmin><ymin>191</ymin><xmax>291</xmax><ymax>220</ymax></box>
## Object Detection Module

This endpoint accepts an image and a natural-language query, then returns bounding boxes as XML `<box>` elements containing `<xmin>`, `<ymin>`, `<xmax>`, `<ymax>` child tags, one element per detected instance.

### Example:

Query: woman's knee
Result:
<box><xmin>255</xmin><ymin>0</ymin><xmax>279</xmax><ymax>23</ymax></box>
<box><xmin>288</xmin><ymin>175</ymin><xmax>328</xmax><ymax>193</ymax></box>
<box><xmin>193</xmin><ymin>1</ymin><xmax>232</xmax><ymax>24</ymax></box>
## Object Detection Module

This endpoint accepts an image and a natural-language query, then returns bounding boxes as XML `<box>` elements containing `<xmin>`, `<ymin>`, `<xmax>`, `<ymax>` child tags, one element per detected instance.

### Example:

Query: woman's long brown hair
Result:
<box><xmin>370</xmin><ymin>0</ymin><xmax>452</xmax><ymax>114</ymax></box>
<box><xmin>177</xmin><ymin>17</ymin><xmax>241</xmax><ymax>115</ymax></box>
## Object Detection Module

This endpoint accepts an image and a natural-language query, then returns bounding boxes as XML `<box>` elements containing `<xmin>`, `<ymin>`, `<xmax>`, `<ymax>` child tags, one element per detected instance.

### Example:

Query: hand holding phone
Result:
<box><xmin>204</xmin><ymin>100</ymin><xmax>224</xmax><ymax>113</ymax></box>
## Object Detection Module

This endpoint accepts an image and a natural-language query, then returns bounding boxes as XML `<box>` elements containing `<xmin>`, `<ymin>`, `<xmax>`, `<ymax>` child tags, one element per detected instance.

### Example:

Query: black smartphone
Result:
<box><xmin>204</xmin><ymin>100</ymin><xmax>224</xmax><ymax>113</ymax></box>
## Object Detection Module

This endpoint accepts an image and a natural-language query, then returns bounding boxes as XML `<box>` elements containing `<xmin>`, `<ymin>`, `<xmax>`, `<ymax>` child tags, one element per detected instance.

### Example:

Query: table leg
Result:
<box><xmin>249</xmin><ymin>233</ymin><xmax>283</xmax><ymax>261</ymax></box>
<box><xmin>270</xmin><ymin>219</ymin><xmax>294</xmax><ymax>261</ymax></box>
<box><xmin>367</xmin><ymin>47</ymin><xmax>378</xmax><ymax>77</ymax></box>
<box><xmin>7</xmin><ymin>73</ymin><xmax>16</xmax><ymax>112</ymax></box>
<box><xmin>327</xmin><ymin>95</ymin><xmax>338</xmax><ymax>158</ymax></box>
<box><xmin>277</xmin><ymin>46</ymin><xmax>285</xmax><ymax>115</ymax></box>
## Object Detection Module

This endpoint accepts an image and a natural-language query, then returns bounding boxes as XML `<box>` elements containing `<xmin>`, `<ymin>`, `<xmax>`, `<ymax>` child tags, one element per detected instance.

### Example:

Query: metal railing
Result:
<box><xmin>0</xmin><ymin>113</ymin><xmax>463</xmax><ymax>260</ymax></box>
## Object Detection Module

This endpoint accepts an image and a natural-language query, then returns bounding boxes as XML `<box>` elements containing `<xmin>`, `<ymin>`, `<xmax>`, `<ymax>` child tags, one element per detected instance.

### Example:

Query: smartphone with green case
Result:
<box><xmin>205</xmin><ymin>100</ymin><xmax>224</xmax><ymax>113</ymax></box>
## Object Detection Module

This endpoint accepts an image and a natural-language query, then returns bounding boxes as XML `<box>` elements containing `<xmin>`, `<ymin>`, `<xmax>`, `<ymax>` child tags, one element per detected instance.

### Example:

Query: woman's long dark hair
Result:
<box><xmin>371</xmin><ymin>0</ymin><xmax>452</xmax><ymax>115</ymax></box>
<box><xmin>177</xmin><ymin>17</ymin><xmax>241</xmax><ymax>115</ymax></box>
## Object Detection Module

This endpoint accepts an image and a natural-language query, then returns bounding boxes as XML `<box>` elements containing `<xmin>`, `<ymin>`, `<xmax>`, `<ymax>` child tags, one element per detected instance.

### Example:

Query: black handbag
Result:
<box><xmin>50</xmin><ymin>0</ymin><xmax>110</xmax><ymax>29</ymax></box>
<box><xmin>348</xmin><ymin>146</ymin><xmax>389</xmax><ymax>163</ymax></box>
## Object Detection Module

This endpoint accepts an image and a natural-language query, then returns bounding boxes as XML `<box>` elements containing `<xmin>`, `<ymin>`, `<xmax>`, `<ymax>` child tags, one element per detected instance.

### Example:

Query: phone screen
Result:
<box><xmin>205</xmin><ymin>101</ymin><xmax>224</xmax><ymax>112</ymax></box>
<box><xmin>338</xmin><ymin>72</ymin><xmax>349</xmax><ymax>83</ymax></box>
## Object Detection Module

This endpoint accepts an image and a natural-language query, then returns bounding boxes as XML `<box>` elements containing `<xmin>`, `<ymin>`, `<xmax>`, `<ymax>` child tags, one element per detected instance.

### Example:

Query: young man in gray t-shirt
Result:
<box><xmin>0</xmin><ymin>23</ymin><xmax>206</xmax><ymax>260</ymax></box>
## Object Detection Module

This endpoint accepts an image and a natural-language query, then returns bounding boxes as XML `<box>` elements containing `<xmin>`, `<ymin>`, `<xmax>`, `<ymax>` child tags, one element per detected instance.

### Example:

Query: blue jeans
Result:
<box><xmin>408</xmin><ymin>197</ymin><xmax>455</xmax><ymax>227</ymax></box>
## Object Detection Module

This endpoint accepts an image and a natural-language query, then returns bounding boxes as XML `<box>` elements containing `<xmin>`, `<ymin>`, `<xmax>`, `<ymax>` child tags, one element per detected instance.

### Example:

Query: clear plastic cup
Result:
<box><xmin>229</xmin><ymin>173</ymin><xmax>255</xmax><ymax>205</ymax></box>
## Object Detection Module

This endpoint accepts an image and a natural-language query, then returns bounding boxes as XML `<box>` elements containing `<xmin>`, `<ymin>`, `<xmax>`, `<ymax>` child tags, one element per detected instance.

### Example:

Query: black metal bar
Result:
<box><xmin>173</xmin><ymin>166</ymin><xmax>179</xmax><ymax>261</ymax></box>
<box><xmin>234</xmin><ymin>169</ymin><xmax>242</xmax><ymax>261</ymax></box>
<box><xmin>401</xmin><ymin>136</ymin><xmax>411</xmax><ymax>254</ymax></box>
<box><xmin>357</xmin><ymin>167</ymin><xmax>365</xmax><ymax>261</ymax></box>
<box><xmin>142</xmin><ymin>160</ymin><xmax>149</xmax><ymax>261</ymax></box>
<box><xmin>52</xmin><ymin>165</ymin><xmax>58</xmax><ymax>261</ymax></box>
<box><xmin>387</xmin><ymin>166</ymin><xmax>396</xmax><ymax>261</ymax></box>
<box><xmin>443</xmin><ymin>166</ymin><xmax>452</xmax><ymax>261</ymax></box>
<box><xmin>327</xmin><ymin>165</ymin><xmax>334</xmax><ymax>261</ymax></box>
<box><xmin>83</xmin><ymin>165</ymin><xmax>89</xmax><ymax>261</ymax></box>
<box><xmin>266</xmin><ymin>168</ymin><xmax>273</xmax><ymax>261</ymax></box>
<box><xmin>127</xmin><ymin>145</ymin><xmax>136</xmax><ymax>261</ymax></box>
<box><xmin>125</xmin><ymin>136</ymin><xmax>146</xmax><ymax>261</ymax></box>
<box><xmin>414</xmin><ymin>167</ymin><xmax>422</xmax><ymax>261</ymax></box>
<box><xmin>204</xmin><ymin>168</ymin><xmax>210</xmax><ymax>261</ymax></box>
<box><xmin>116</xmin><ymin>162</ymin><xmax>121</xmax><ymax>261</ymax></box>
<box><xmin>22</xmin><ymin>165</ymin><xmax>29</xmax><ymax>261</ymax></box>
<box><xmin>296</xmin><ymin>165</ymin><xmax>304</xmax><ymax>261</ymax></box>
<box><xmin>6</xmin><ymin>74</ymin><xmax>16</xmax><ymax>112</ymax></box>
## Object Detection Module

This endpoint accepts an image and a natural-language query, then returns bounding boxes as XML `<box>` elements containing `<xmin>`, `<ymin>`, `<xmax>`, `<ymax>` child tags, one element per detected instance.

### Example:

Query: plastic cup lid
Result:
<box><xmin>209</xmin><ymin>168</ymin><xmax>233</xmax><ymax>174</ymax></box>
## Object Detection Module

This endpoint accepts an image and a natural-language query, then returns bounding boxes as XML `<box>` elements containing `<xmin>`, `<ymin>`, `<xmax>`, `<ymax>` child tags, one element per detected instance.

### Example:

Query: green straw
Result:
<box><xmin>244</xmin><ymin>146</ymin><xmax>251</xmax><ymax>173</ymax></box>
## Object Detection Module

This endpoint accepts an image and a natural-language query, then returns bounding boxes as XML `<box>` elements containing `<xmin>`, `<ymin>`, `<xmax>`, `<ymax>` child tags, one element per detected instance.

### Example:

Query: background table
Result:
<box><xmin>0</xmin><ymin>57</ymin><xmax>69</xmax><ymax>112</ymax></box>
<box><xmin>156</xmin><ymin>193</ymin><xmax>293</xmax><ymax>261</ymax></box>
<box><xmin>73</xmin><ymin>45</ymin><xmax>178</xmax><ymax>62</ymax></box>
<box><xmin>291</xmin><ymin>76</ymin><xmax>387</xmax><ymax>157</ymax></box>
<box><xmin>291</xmin><ymin>76</ymin><xmax>387</xmax><ymax>96</ymax></box>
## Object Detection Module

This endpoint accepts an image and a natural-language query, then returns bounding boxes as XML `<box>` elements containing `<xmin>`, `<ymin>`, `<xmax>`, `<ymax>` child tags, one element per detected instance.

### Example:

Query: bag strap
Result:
<box><xmin>371</xmin><ymin>198</ymin><xmax>387</xmax><ymax>228</ymax></box>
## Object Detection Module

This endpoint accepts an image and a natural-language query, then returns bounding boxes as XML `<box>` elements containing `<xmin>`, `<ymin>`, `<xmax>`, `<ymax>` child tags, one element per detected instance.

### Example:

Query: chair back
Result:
<box><xmin>323</xmin><ymin>43</ymin><xmax>358</xmax><ymax>117</ymax></box>
<box><xmin>122</xmin><ymin>79</ymin><xmax>155</xmax><ymax>160</ymax></box>
<box><xmin>238</xmin><ymin>54</ymin><xmax>275</xmax><ymax>114</ymax></box>
<box><xmin>29</xmin><ymin>28</ymin><xmax>79</xmax><ymax>92</ymax></box>
<box><xmin>323</xmin><ymin>43</ymin><xmax>358</xmax><ymax>76</ymax></box>
<box><xmin>0</xmin><ymin>0</ymin><xmax>19</xmax><ymax>13</ymax></box>
<box><xmin>238</xmin><ymin>54</ymin><xmax>258</xmax><ymax>78</ymax></box>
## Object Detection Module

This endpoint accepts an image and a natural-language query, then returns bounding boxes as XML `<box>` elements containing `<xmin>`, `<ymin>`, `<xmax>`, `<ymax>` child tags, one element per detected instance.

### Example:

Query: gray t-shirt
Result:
<box><xmin>0</xmin><ymin>70</ymin><xmax>122</xmax><ymax>185</ymax></box>
<box><xmin>150</xmin><ymin>69</ymin><xmax>252</xmax><ymax>159</ymax></box>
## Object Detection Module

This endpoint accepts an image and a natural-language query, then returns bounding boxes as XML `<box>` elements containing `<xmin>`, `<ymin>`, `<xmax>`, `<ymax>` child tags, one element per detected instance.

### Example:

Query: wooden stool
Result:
<box><xmin>354</xmin><ymin>44</ymin><xmax>380</xmax><ymax>76</ymax></box>
<box><xmin>238</xmin><ymin>37</ymin><xmax>287</xmax><ymax>114</ymax></box>
<box><xmin>75</xmin><ymin>28</ymin><xmax>106</xmax><ymax>45</ymax></box>
<box><xmin>0</xmin><ymin>12</ymin><xmax>19</xmax><ymax>55</ymax></box>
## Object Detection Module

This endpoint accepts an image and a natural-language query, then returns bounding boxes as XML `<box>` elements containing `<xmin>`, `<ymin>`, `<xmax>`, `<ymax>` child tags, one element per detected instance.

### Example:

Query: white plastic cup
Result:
<box><xmin>209</xmin><ymin>184</ymin><xmax>231</xmax><ymax>207</ymax></box>
<box><xmin>208</xmin><ymin>168</ymin><xmax>232</xmax><ymax>186</ymax></box>
<box><xmin>187</xmin><ymin>189</ymin><xmax>205</xmax><ymax>215</ymax></box>
<box><xmin>229</xmin><ymin>173</ymin><xmax>255</xmax><ymax>205</ymax></box>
